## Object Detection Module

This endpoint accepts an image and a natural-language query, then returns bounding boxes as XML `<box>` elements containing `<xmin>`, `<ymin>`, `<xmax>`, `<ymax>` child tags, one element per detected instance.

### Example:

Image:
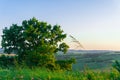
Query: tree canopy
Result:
<box><xmin>2</xmin><ymin>17</ymin><xmax>69</xmax><ymax>55</ymax></box>
<box><xmin>1</xmin><ymin>18</ymin><xmax>74</xmax><ymax>70</ymax></box>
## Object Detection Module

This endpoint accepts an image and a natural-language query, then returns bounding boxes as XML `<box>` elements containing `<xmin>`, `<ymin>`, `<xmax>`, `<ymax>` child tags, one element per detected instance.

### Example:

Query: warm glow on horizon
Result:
<box><xmin>65</xmin><ymin>34</ymin><xmax>120</xmax><ymax>51</ymax></box>
<box><xmin>68</xmin><ymin>43</ymin><xmax>120</xmax><ymax>51</ymax></box>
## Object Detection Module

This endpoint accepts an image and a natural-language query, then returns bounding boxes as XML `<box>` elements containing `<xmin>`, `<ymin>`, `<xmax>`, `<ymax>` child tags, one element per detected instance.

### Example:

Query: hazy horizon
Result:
<box><xmin>0</xmin><ymin>0</ymin><xmax>120</xmax><ymax>50</ymax></box>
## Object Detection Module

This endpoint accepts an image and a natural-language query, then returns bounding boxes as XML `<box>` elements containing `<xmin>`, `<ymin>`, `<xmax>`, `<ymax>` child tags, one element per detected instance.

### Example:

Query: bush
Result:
<box><xmin>25</xmin><ymin>50</ymin><xmax>56</xmax><ymax>69</ymax></box>
<box><xmin>113</xmin><ymin>60</ymin><xmax>120</xmax><ymax>72</ymax></box>
<box><xmin>0</xmin><ymin>55</ymin><xmax>16</xmax><ymax>68</ymax></box>
<box><xmin>25</xmin><ymin>50</ymin><xmax>76</xmax><ymax>70</ymax></box>
<box><xmin>55</xmin><ymin>58</ymin><xmax>76</xmax><ymax>70</ymax></box>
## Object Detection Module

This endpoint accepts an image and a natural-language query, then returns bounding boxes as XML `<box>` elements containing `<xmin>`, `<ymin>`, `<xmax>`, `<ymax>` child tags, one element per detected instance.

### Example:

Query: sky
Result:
<box><xmin>0</xmin><ymin>0</ymin><xmax>120</xmax><ymax>50</ymax></box>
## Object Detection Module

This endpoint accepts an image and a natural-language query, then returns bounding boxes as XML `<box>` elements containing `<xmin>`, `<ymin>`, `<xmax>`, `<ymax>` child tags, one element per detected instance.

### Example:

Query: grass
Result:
<box><xmin>0</xmin><ymin>67</ymin><xmax>79</xmax><ymax>80</ymax></box>
<box><xmin>1</xmin><ymin>52</ymin><xmax>120</xmax><ymax>79</ymax></box>
<box><xmin>0</xmin><ymin>67</ymin><xmax>120</xmax><ymax>80</ymax></box>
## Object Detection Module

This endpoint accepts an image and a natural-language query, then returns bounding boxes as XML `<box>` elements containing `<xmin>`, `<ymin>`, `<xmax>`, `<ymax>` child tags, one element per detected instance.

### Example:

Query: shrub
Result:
<box><xmin>113</xmin><ymin>60</ymin><xmax>120</xmax><ymax>72</ymax></box>
<box><xmin>25</xmin><ymin>50</ymin><xmax>56</xmax><ymax>69</ymax></box>
<box><xmin>0</xmin><ymin>55</ymin><xmax>16</xmax><ymax>68</ymax></box>
<box><xmin>55</xmin><ymin>58</ymin><xmax>76</xmax><ymax>70</ymax></box>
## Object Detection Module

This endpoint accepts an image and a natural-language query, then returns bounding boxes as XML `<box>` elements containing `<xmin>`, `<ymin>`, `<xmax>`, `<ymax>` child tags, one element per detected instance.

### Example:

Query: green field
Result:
<box><xmin>56</xmin><ymin>51</ymin><xmax>120</xmax><ymax>70</ymax></box>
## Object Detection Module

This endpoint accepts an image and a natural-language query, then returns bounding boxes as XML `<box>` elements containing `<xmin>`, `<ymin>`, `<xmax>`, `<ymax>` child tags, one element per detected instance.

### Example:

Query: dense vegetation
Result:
<box><xmin>0</xmin><ymin>67</ymin><xmax>120</xmax><ymax>80</ymax></box>
<box><xmin>1</xmin><ymin>18</ymin><xmax>75</xmax><ymax>70</ymax></box>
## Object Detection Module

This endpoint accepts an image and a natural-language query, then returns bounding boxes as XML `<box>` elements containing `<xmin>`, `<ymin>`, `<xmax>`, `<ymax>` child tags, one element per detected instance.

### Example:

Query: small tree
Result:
<box><xmin>2</xmin><ymin>17</ymin><xmax>71</xmax><ymax>69</ymax></box>
<box><xmin>113</xmin><ymin>60</ymin><xmax>120</xmax><ymax>72</ymax></box>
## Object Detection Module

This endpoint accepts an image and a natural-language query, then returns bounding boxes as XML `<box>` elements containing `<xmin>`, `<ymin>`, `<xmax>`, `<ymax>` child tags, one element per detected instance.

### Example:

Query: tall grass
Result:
<box><xmin>0</xmin><ymin>67</ymin><xmax>120</xmax><ymax>80</ymax></box>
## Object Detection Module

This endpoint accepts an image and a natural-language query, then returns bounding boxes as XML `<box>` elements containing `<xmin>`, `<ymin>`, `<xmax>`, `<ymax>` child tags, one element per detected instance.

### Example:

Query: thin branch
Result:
<box><xmin>69</xmin><ymin>35</ymin><xmax>84</xmax><ymax>49</ymax></box>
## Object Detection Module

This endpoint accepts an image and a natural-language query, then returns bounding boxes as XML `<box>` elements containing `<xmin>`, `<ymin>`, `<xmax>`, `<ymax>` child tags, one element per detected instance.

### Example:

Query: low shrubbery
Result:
<box><xmin>113</xmin><ymin>60</ymin><xmax>120</xmax><ymax>73</ymax></box>
<box><xmin>0</xmin><ymin>54</ymin><xmax>75</xmax><ymax>71</ymax></box>
<box><xmin>55</xmin><ymin>58</ymin><xmax>76</xmax><ymax>70</ymax></box>
<box><xmin>0</xmin><ymin>55</ymin><xmax>16</xmax><ymax>68</ymax></box>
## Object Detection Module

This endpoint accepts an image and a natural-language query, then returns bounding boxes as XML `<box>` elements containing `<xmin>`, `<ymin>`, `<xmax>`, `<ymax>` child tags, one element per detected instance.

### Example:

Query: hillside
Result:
<box><xmin>56</xmin><ymin>50</ymin><xmax>120</xmax><ymax>70</ymax></box>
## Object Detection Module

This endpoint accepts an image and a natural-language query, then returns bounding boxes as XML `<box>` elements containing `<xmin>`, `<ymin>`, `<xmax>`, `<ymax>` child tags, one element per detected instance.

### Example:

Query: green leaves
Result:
<box><xmin>1</xmin><ymin>17</ymin><xmax>70</xmax><ymax>69</ymax></box>
<box><xmin>59</xmin><ymin>43</ymin><xmax>69</xmax><ymax>53</ymax></box>
<box><xmin>2</xmin><ymin>24</ymin><xmax>24</xmax><ymax>54</ymax></box>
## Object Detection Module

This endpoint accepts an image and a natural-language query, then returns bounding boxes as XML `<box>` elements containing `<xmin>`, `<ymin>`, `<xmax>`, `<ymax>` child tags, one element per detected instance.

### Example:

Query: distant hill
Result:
<box><xmin>0</xmin><ymin>48</ymin><xmax>119</xmax><ymax>54</ymax></box>
<box><xmin>67</xmin><ymin>49</ymin><xmax>113</xmax><ymax>54</ymax></box>
<box><xmin>56</xmin><ymin>49</ymin><xmax>115</xmax><ymax>55</ymax></box>
<box><xmin>56</xmin><ymin>49</ymin><xmax>120</xmax><ymax>70</ymax></box>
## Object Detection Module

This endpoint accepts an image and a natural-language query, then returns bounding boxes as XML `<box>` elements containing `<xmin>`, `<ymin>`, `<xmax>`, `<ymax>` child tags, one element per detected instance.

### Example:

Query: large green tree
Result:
<box><xmin>1</xmin><ymin>18</ymin><xmax>70</xmax><ymax>68</ymax></box>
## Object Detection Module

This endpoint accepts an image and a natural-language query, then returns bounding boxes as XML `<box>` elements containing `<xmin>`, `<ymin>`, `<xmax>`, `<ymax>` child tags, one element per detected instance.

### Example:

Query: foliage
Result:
<box><xmin>0</xmin><ymin>55</ymin><xmax>16</xmax><ymax>68</ymax></box>
<box><xmin>1</xmin><ymin>17</ymin><xmax>74</xmax><ymax>70</ymax></box>
<box><xmin>0</xmin><ymin>67</ymin><xmax>120</xmax><ymax>80</ymax></box>
<box><xmin>113</xmin><ymin>60</ymin><xmax>120</xmax><ymax>72</ymax></box>
<box><xmin>55</xmin><ymin>58</ymin><xmax>76</xmax><ymax>70</ymax></box>
<box><xmin>2</xmin><ymin>17</ymin><xmax>69</xmax><ymax>56</ymax></box>
<box><xmin>25</xmin><ymin>50</ymin><xmax>56</xmax><ymax>69</ymax></box>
